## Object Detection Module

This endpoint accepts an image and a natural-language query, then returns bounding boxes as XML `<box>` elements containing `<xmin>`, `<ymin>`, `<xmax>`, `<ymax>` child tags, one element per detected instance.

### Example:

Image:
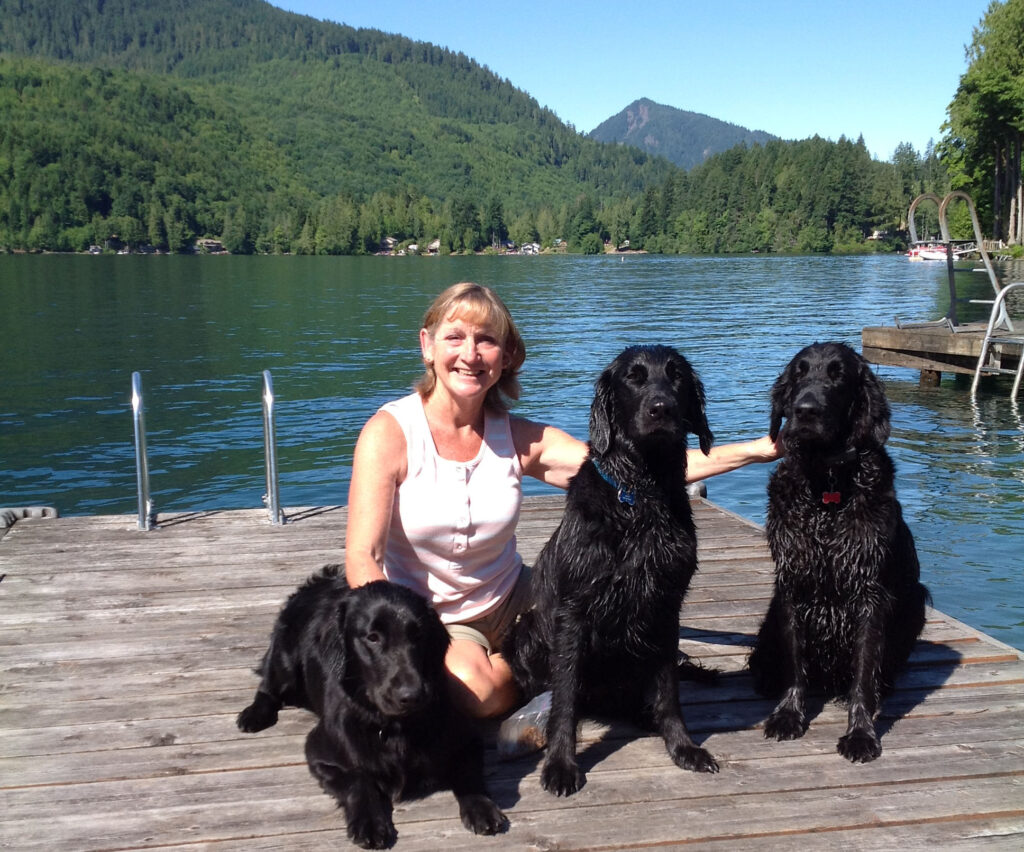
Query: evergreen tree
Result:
<box><xmin>944</xmin><ymin>0</ymin><xmax>1024</xmax><ymax>243</ymax></box>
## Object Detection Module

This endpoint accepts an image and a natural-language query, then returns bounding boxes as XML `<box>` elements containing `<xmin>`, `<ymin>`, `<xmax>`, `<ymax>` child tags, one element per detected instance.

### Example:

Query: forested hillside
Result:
<box><xmin>0</xmin><ymin>0</ymin><xmax>952</xmax><ymax>254</ymax></box>
<box><xmin>589</xmin><ymin>98</ymin><xmax>776</xmax><ymax>171</ymax></box>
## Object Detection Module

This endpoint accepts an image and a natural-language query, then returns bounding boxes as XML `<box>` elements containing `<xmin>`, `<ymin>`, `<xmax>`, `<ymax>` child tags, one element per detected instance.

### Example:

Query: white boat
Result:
<box><xmin>907</xmin><ymin>242</ymin><xmax>949</xmax><ymax>261</ymax></box>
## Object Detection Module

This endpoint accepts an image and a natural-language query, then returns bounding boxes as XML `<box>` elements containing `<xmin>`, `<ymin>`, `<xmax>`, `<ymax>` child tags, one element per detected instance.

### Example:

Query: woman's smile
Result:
<box><xmin>421</xmin><ymin>315</ymin><xmax>509</xmax><ymax>402</ymax></box>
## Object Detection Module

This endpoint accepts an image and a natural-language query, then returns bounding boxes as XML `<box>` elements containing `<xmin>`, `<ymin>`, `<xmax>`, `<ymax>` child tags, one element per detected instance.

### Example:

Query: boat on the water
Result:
<box><xmin>907</xmin><ymin>241</ymin><xmax>949</xmax><ymax>261</ymax></box>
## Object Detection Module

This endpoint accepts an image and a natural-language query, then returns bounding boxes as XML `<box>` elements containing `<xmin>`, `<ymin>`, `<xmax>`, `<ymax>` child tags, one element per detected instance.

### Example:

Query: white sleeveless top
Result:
<box><xmin>380</xmin><ymin>393</ymin><xmax>523</xmax><ymax>623</ymax></box>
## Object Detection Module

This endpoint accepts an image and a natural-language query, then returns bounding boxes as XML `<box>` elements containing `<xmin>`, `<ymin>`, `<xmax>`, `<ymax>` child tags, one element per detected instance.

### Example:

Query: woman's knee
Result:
<box><xmin>446</xmin><ymin>643</ymin><xmax>517</xmax><ymax>718</ymax></box>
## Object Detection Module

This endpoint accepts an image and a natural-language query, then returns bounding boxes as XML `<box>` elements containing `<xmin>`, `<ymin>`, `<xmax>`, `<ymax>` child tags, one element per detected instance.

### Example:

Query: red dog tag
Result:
<box><xmin>822</xmin><ymin>491</ymin><xmax>841</xmax><ymax>505</ymax></box>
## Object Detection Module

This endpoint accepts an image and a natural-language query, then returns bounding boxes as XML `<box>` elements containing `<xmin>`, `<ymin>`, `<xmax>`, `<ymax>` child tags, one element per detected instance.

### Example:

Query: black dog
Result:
<box><xmin>748</xmin><ymin>342</ymin><xmax>929</xmax><ymax>763</ymax></box>
<box><xmin>505</xmin><ymin>344</ymin><xmax>718</xmax><ymax>796</ymax></box>
<box><xmin>237</xmin><ymin>566</ymin><xmax>507</xmax><ymax>848</ymax></box>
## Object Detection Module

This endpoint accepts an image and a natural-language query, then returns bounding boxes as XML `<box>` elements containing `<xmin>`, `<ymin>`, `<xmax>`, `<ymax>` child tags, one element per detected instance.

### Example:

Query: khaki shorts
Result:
<box><xmin>446</xmin><ymin>565</ymin><xmax>532</xmax><ymax>654</ymax></box>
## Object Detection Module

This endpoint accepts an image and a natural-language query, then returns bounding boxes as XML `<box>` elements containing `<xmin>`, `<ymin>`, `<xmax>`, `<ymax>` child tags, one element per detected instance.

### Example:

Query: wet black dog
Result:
<box><xmin>505</xmin><ymin>344</ymin><xmax>718</xmax><ymax>796</ymax></box>
<box><xmin>748</xmin><ymin>342</ymin><xmax>929</xmax><ymax>763</ymax></box>
<box><xmin>237</xmin><ymin>566</ymin><xmax>507</xmax><ymax>848</ymax></box>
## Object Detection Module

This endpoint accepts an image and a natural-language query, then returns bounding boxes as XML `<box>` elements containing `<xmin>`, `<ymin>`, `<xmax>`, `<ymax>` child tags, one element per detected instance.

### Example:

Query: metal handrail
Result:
<box><xmin>131</xmin><ymin>372</ymin><xmax>156</xmax><ymax>530</ymax></box>
<box><xmin>907</xmin><ymin>191</ymin><xmax>1007</xmax><ymax>330</ymax></box>
<box><xmin>970</xmin><ymin>282</ymin><xmax>1024</xmax><ymax>399</ymax></box>
<box><xmin>262</xmin><ymin>370</ymin><xmax>284</xmax><ymax>525</ymax></box>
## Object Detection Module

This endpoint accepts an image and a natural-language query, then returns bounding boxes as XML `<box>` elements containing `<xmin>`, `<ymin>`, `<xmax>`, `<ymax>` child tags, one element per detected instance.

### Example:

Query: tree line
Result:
<box><xmin>943</xmin><ymin>0</ymin><xmax>1024</xmax><ymax>246</ymax></box>
<box><xmin>0</xmin><ymin>55</ymin><xmax>953</xmax><ymax>256</ymax></box>
<box><xmin>1</xmin><ymin>0</ymin><xmax>1018</xmax><ymax>255</ymax></box>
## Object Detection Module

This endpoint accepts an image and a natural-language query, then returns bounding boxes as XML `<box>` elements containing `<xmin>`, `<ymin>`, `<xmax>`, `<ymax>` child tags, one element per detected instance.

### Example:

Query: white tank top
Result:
<box><xmin>380</xmin><ymin>393</ymin><xmax>523</xmax><ymax>623</ymax></box>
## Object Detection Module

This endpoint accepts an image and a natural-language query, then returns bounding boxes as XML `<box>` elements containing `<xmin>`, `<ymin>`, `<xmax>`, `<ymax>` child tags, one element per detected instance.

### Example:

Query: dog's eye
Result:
<box><xmin>626</xmin><ymin>364</ymin><xmax>648</xmax><ymax>384</ymax></box>
<box><xmin>827</xmin><ymin>360</ymin><xmax>844</xmax><ymax>380</ymax></box>
<box><xmin>796</xmin><ymin>359</ymin><xmax>810</xmax><ymax>376</ymax></box>
<box><xmin>364</xmin><ymin>631</ymin><xmax>381</xmax><ymax>645</ymax></box>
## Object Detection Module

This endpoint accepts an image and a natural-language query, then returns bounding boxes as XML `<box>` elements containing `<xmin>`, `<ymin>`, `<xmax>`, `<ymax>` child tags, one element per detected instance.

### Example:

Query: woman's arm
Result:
<box><xmin>511</xmin><ymin>416</ymin><xmax>588</xmax><ymax>491</ymax></box>
<box><xmin>686</xmin><ymin>435</ymin><xmax>780</xmax><ymax>482</ymax></box>
<box><xmin>513</xmin><ymin>415</ymin><xmax>779</xmax><ymax>491</ymax></box>
<box><xmin>345</xmin><ymin>411</ymin><xmax>407</xmax><ymax>587</ymax></box>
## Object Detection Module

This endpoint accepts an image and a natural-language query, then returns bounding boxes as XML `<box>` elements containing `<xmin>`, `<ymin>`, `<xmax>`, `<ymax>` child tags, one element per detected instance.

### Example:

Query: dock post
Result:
<box><xmin>131</xmin><ymin>372</ymin><xmax>156</xmax><ymax>530</ymax></box>
<box><xmin>261</xmin><ymin>370</ymin><xmax>284</xmax><ymax>525</ymax></box>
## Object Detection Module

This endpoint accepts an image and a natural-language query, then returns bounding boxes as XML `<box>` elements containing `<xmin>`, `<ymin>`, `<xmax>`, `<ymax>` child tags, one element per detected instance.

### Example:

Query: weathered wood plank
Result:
<box><xmin>1</xmin><ymin>498</ymin><xmax>1021</xmax><ymax>851</ymax></box>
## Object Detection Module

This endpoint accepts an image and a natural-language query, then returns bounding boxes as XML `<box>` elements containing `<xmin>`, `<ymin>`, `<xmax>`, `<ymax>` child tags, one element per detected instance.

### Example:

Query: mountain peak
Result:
<box><xmin>589</xmin><ymin>98</ymin><xmax>776</xmax><ymax>170</ymax></box>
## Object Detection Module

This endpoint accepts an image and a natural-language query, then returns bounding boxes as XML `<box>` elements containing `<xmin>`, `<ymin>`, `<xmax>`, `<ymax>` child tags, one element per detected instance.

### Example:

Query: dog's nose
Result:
<box><xmin>391</xmin><ymin>680</ymin><xmax>425</xmax><ymax>712</ymax></box>
<box><xmin>794</xmin><ymin>392</ymin><xmax>821</xmax><ymax>418</ymax></box>
<box><xmin>648</xmin><ymin>400</ymin><xmax>671</xmax><ymax>419</ymax></box>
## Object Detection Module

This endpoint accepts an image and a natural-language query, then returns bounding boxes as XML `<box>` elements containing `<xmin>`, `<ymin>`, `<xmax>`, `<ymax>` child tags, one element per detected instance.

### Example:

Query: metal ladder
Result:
<box><xmin>971</xmin><ymin>282</ymin><xmax>1024</xmax><ymax>400</ymax></box>
<box><xmin>904</xmin><ymin>191</ymin><xmax>1007</xmax><ymax>331</ymax></box>
<box><xmin>131</xmin><ymin>370</ymin><xmax>285</xmax><ymax>529</ymax></box>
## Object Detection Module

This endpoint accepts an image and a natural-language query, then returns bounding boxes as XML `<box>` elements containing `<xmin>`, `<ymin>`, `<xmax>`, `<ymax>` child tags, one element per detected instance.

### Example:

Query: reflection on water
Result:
<box><xmin>0</xmin><ymin>254</ymin><xmax>1021</xmax><ymax>649</ymax></box>
<box><xmin>880</xmin><ymin>376</ymin><xmax>1023</xmax><ymax>648</ymax></box>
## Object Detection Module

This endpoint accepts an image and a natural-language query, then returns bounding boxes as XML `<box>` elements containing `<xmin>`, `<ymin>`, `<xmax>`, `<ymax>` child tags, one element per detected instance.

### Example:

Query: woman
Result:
<box><xmin>346</xmin><ymin>282</ymin><xmax>777</xmax><ymax>719</ymax></box>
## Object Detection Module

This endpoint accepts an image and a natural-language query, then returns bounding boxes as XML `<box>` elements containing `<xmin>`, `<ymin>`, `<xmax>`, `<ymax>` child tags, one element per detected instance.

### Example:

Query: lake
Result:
<box><xmin>1</xmin><ymin>253</ymin><xmax>1022</xmax><ymax>650</ymax></box>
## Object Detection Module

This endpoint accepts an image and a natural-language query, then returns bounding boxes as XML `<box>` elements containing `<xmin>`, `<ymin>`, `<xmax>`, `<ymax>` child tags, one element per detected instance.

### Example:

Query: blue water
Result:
<box><xmin>0</xmin><ymin>253</ymin><xmax>1021</xmax><ymax>649</ymax></box>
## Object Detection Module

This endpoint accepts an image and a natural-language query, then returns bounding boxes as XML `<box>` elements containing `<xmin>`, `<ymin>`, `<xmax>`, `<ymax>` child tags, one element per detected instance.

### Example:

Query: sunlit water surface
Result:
<box><xmin>1</xmin><ymin>254</ymin><xmax>1021</xmax><ymax>648</ymax></box>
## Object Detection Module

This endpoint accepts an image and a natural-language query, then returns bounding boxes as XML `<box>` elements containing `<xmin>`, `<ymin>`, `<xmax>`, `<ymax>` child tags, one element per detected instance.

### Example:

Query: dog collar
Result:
<box><xmin>592</xmin><ymin>459</ymin><xmax>636</xmax><ymax>506</ymax></box>
<box><xmin>821</xmin><ymin>457</ymin><xmax>856</xmax><ymax>507</ymax></box>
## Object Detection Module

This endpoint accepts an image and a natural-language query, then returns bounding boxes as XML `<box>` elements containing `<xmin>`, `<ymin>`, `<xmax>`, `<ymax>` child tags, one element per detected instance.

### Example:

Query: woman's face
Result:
<box><xmin>420</xmin><ymin>310</ymin><xmax>510</xmax><ymax>405</ymax></box>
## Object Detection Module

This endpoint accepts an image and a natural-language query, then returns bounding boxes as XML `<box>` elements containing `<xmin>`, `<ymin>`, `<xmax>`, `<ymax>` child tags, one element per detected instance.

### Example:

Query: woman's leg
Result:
<box><xmin>446</xmin><ymin>639</ymin><xmax>519</xmax><ymax>718</ymax></box>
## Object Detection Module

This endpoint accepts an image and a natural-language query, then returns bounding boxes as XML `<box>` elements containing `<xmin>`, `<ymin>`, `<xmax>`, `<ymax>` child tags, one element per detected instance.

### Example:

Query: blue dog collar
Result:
<box><xmin>592</xmin><ymin>459</ymin><xmax>636</xmax><ymax>506</ymax></box>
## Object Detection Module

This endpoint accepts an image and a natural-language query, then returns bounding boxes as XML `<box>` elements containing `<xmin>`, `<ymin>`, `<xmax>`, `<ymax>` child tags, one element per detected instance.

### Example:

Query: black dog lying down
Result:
<box><xmin>237</xmin><ymin>566</ymin><xmax>507</xmax><ymax>848</ymax></box>
<box><xmin>748</xmin><ymin>342</ymin><xmax>929</xmax><ymax>763</ymax></box>
<box><xmin>505</xmin><ymin>344</ymin><xmax>718</xmax><ymax>796</ymax></box>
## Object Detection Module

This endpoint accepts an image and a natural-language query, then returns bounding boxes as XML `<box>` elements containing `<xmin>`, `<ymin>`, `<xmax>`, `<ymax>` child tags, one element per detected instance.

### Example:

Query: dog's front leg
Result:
<box><xmin>653</xmin><ymin>659</ymin><xmax>719</xmax><ymax>773</ymax></box>
<box><xmin>450</xmin><ymin>736</ymin><xmax>509</xmax><ymax>835</ymax></box>
<box><xmin>763</xmin><ymin>593</ymin><xmax>809</xmax><ymax>741</ymax></box>
<box><xmin>236</xmin><ymin>639</ymin><xmax>290</xmax><ymax>732</ymax></box>
<box><xmin>236</xmin><ymin>689</ymin><xmax>281</xmax><ymax>732</ymax></box>
<box><xmin>306</xmin><ymin>723</ymin><xmax>396</xmax><ymax>849</ymax></box>
<box><xmin>540</xmin><ymin>610</ymin><xmax>585</xmax><ymax>796</ymax></box>
<box><xmin>837</xmin><ymin>609</ymin><xmax>885</xmax><ymax>763</ymax></box>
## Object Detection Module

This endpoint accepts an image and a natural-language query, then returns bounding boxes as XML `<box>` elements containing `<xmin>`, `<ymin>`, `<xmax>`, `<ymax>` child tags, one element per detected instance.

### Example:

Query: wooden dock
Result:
<box><xmin>3</xmin><ymin>496</ymin><xmax>1023</xmax><ymax>850</ymax></box>
<box><xmin>862</xmin><ymin>321</ymin><xmax>1021</xmax><ymax>385</ymax></box>
<box><xmin>862</xmin><ymin>323</ymin><xmax>988</xmax><ymax>379</ymax></box>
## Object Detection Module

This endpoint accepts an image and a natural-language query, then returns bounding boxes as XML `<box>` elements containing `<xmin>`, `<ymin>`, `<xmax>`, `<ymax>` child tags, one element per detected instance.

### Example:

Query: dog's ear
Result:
<box><xmin>685</xmin><ymin>372</ymin><xmax>714</xmax><ymax>455</ymax></box>
<box><xmin>590</xmin><ymin>366</ymin><xmax>617</xmax><ymax>456</ymax></box>
<box><xmin>317</xmin><ymin>594</ymin><xmax>352</xmax><ymax>686</ymax></box>
<box><xmin>768</xmin><ymin>365</ymin><xmax>793</xmax><ymax>441</ymax></box>
<box><xmin>851</xmin><ymin>360</ymin><xmax>891</xmax><ymax>447</ymax></box>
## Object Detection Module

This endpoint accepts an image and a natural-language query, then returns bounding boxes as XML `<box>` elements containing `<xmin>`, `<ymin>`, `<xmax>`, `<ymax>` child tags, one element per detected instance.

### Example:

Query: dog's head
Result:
<box><xmin>339</xmin><ymin>581</ymin><xmax>450</xmax><ymax>719</ymax></box>
<box><xmin>590</xmin><ymin>344</ymin><xmax>713</xmax><ymax>458</ymax></box>
<box><xmin>769</xmin><ymin>342</ymin><xmax>890</xmax><ymax>450</ymax></box>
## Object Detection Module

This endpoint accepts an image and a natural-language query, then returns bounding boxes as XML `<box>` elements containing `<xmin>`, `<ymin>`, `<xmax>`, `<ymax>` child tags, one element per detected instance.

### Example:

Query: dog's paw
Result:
<box><xmin>678</xmin><ymin>656</ymin><xmax>720</xmax><ymax>685</ymax></box>
<box><xmin>347</xmin><ymin>810</ymin><xmax>398</xmax><ymax>850</ymax></box>
<box><xmin>837</xmin><ymin>728</ymin><xmax>881</xmax><ymax>763</ymax></box>
<box><xmin>236</xmin><ymin>697</ymin><xmax>278</xmax><ymax>733</ymax></box>
<box><xmin>763</xmin><ymin>708</ymin><xmax>806</xmax><ymax>741</ymax></box>
<box><xmin>458</xmin><ymin>793</ymin><xmax>509</xmax><ymax>835</ymax></box>
<box><xmin>671</xmin><ymin>744</ymin><xmax>719</xmax><ymax>773</ymax></box>
<box><xmin>541</xmin><ymin>755</ymin><xmax>585</xmax><ymax>797</ymax></box>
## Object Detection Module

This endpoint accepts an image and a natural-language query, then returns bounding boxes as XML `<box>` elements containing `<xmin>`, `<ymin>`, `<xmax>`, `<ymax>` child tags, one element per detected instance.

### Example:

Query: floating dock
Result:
<box><xmin>862</xmin><ymin>319</ymin><xmax>1023</xmax><ymax>385</ymax></box>
<box><xmin>2</xmin><ymin>497</ymin><xmax>1023</xmax><ymax>849</ymax></box>
<box><xmin>864</xmin><ymin>191</ymin><xmax>1023</xmax><ymax>386</ymax></box>
<box><xmin>863</xmin><ymin>322</ymin><xmax>993</xmax><ymax>379</ymax></box>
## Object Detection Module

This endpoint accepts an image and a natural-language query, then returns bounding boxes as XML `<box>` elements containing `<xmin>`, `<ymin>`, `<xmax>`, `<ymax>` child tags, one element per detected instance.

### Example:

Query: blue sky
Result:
<box><xmin>274</xmin><ymin>0</ymin><xmax>988</xmax><ymax>161</ymax></box>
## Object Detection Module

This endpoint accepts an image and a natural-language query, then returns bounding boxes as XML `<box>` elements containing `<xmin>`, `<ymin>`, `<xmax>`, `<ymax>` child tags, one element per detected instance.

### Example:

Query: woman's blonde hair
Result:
<box><xmin>415</xmin><ymin>282</ymin><xmax>525</xmax><ymax>411</ymax></box>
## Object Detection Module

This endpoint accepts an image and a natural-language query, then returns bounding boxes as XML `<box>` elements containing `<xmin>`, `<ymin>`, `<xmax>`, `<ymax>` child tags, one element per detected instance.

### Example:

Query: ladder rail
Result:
<box><xmin>262</xmin><ymin>370</ymin><xmax>285</xmax><ymax>525</ymax></box>
<box><xmin>970</xmin><ymin>282</ymin><xmax>1024</xmax><ymax>399</ymax></box>
<box><xmin>131</xmin><ymin>372</ymin><xmax>157</xmax><ymax>530</ymax></box>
